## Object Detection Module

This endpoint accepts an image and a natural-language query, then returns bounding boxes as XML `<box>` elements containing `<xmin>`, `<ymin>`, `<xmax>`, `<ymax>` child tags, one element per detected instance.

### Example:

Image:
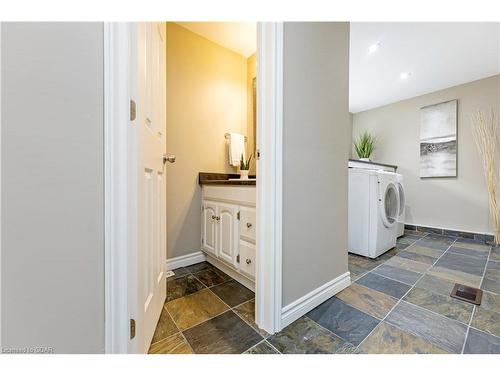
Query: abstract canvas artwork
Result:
<box><xmin>420</xmin><ymin>100</ymin><xmax>457</xmax><ymax>178</ymax></box>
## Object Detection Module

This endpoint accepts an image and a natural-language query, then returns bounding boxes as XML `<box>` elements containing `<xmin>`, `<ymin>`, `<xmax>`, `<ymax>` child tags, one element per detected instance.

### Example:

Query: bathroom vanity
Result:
<box><xmin>198</xmin><ymin>173</ymin><xmax>256</xmax><ymax>291</ymax></box>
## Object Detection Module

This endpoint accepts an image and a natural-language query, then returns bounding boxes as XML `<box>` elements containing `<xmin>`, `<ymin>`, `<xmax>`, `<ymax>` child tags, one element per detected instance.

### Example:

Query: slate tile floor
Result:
<box><xmin>150</xmin><ymin>231</ymin><xmax>500</xmax><ymax>354</ymax></box>
<box><xmin>149</xmin><ymin>261</ymin><xmax>274</xmax><ymax>354</ymax></box>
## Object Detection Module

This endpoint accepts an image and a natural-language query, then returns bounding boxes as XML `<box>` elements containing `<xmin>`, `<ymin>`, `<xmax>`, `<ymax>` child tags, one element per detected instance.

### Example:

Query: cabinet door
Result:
<box><xmin>217</xmin><ymin>203</ymin><xmax>239</xmax><ymax>267</ymax></box>
<box><xmin>202</xmin><ymin>201</ymin><xmax>217</xmax><ymax>257</ymax></box>
<box><xmin>239</xmin><ymin>241</ymin><xmax>256</xmax><ymax>280</ymax></box>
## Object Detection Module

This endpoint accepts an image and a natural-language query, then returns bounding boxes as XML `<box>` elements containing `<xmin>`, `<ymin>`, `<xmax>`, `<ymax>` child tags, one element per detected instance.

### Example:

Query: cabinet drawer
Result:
<box><xmin>239</xmin><ymin>241</ymin><xmax>255</xmax><ymax>280</ymax></box>
<box><xmin>239</xmin><ymin>206</ymin><xmax>256</xmax><ymax>243</ymax></box>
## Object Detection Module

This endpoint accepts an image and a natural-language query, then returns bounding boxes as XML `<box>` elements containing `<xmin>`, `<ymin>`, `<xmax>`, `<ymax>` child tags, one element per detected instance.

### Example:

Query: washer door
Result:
<box><xmin>397</xmin><ymin>183</ymin><xmax>405</xmax><ymax>217</ymax></box>
<box><xmin>380</xmin><ymin>182</ymin><xmax>399</xmax><ymax>228</ymax></box>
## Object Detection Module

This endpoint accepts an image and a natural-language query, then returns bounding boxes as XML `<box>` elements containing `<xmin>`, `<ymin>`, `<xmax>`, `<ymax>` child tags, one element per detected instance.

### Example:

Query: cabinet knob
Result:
<box><xmin>246</xmin><ymin>222</ymin><xmax>252</xmax><ymax>228</ymax></box>
<box><xmin>211</xmin><ymin>215</ymin><xmax>216</xmax><ymax>220</ymax></box>
<box><xmin>216</xmin><ymin>216</ymin><xmax>220</xmax><ymax>221</ymax></box>
<box><xmin>246</xmin><ymin>259</ymin><xmax>252</xmax><ymax>265</ymax></box>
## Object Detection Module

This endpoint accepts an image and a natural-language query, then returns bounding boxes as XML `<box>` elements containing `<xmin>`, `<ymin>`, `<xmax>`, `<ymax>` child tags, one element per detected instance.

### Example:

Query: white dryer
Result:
<box><xmin>348</xmin><ymin>168</ymin><xmax>400</xmax><ymax>258</ymax></box>
<box><xmin>395</xmin><ymin>173</ymin><xmax>406</xmax><ymax>238</ymax></box>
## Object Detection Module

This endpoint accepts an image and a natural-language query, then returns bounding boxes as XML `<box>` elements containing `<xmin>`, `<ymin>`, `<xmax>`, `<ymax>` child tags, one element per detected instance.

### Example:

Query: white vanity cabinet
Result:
<box><xmin>201</xmin><ymin>185</ymin><xmax>256</xmax><ymax>286</ymax></box>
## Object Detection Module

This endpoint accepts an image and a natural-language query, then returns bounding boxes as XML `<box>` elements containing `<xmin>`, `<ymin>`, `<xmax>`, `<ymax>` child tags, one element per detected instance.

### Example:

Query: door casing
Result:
<box><xmin>103</xmin><ymin>21</ymin><xmax>284</xmax><ymax>353</ymax></box>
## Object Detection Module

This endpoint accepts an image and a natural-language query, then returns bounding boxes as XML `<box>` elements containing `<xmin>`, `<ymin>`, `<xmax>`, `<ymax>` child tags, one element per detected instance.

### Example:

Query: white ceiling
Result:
<box><xmin>349</xmin><ymin>23</ymin><xmax>500</xmax><ymax>113</ymax></box>
<box><xmin>177</xmin><ymin>22</ymin><xmax>256</xmax><ymax>57</ymax></box>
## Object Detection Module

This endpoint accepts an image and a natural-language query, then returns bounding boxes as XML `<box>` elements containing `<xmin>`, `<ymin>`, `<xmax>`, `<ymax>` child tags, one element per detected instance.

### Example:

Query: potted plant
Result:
<box><xmin>354</xmin><ymin>131</ymin><xmax>376</xmax><ymax>161</ymax></box>
<box><xmin>239</xmin><ymin>154</ymin><xmax>252</xmax><ymax>180</ymax></box>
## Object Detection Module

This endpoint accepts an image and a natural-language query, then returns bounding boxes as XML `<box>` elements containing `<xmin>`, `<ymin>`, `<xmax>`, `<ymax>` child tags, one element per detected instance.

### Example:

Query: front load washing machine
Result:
<box><xmin>348</xmin><ymin>168</ymin><xmax>400</xmax><ymax>258</ymax></box>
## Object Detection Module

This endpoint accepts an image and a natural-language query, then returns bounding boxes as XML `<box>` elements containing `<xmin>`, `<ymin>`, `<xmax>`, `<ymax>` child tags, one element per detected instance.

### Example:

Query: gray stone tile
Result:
<box><xmin>414</xmin><ymin>274</ymin><xmax>456</xmax><ymax>297</ymax></box>
<box><xmin>404</xmin><ymin>245</ymin><xmax>444</xmax><ymax>259</ymax></box>
<box><xmin>447</xmin><ymin>246</ymin><xmax>489</xmax><ymax>261</ymax></box>
<box><xmin>434</xmin><ymin>252</ymin><xmax>487</xmax><ymax>276</ymax></box>
<box><xmin>168</xmin><ymin>267</ymin><xmax>190</xmax><ymax>279</ymax></box>
<box><xmin>463</xmin><ymin>328</ymin><xmax>500</xmax><ymax>354</ymax></box>
<box><xmin>306</xmin><ymin>297</ymin><xmax>380</xmax><ymax>346</ymax></box>
<box><xmin>480</xmin><ymin>290</ymin><xmax>500</xmax><ymax>312</ymax></box>
<box><xmin>396</xmin><ymin>242</ymin><xmax>410</xmax><ymax>250</ymax></box>
<box><xmin>396</xmin><ymin>250</ymin><xmax>437</xmax><ymax>265</ymax></box>
<box><xmin>415</xmin><ymin>236</ymin><xmax>454</xmax><ymax>251</ymax></box>
<box><xmin>403</xmin><ymin>287</ymin><xmax>474</xmax><ymax>324</ymax></box>
<box><xmin>356</xmin><ymin>272</ymin><xmax>411</xmax><ymax>299</ymax></box>
<box><xmin>358</xmin><ymin>322</ymin><xmax>448</xmax><ymax>354</ymax></box>
<box><xmin>490</xmin><ymin>249</ymin><xmax>500</xmax><ymax>262</ymax></box>
<box><xmin>210</xmin><ymin>279</ymin><xmax>254</xmax><ymax>307</ymax></box>
<box><xmin>193</xmin><ymin>268</ymin><xmax>232</xmax><ymax>287</ymax></box>
<box><xmin>233</xmin><ymin>299</ymin><xmax>270</xmax><ymax>338</ymax></box>
<box><xmin>244</xmin><ymin>340</ymin><xmax>279</xmax><ymax>354</ymax></box>
<box><xmin>397</xmin><ymin>236</ymin><xmax>418</xmax><ymax>245</ymax></box>
<box><xmin>453</xmin><ymin>239</ymin><xmax>491</xmax><ymax>252</ymax></box>
<box><xmin>428</xmin><ymin>266</ymin><xmax>482</xmax><ymax>288</ymax></box>
<box><xmin>481</xmin><ymin>277</ymin><xmax>500</xmax><ymax>294</ymax></box>
<box><xmin>151</xmin><ymin>307</ymin><xmax>179</xmax><ymax>345</ymax></box>
<box><xmin>166</xmin><ymin>274</ymin><xmax>206</xmax><ymax>302</ymax></box>
<box><xmin>268</xmin><ymin>316</ymin><xmax>356</xmax><ymax>354</ymax></box>
<box><xmin>184</xmin><ymin>261</ymin><xmax>216</xmax><ymax>274</ymax></box>
<box><xmin>481</xmin><ymin>261</ymin><xmax>500</xmax><ymax>294</ymax></box>
<box><xmin>373</xmin><ymin>264</ymin><xmax>422</xmax><ymax>285</ymax></box>
<box><xmin>385</xmin><ymin>301</ymin><xmax>468</xmax><ymax>353</ymax></box>
<box><xmin>183</xmin><ymin>310</ymin><xmax>262</xmax><ymax>354</ymax></box>
<box><xmin>470</xmin><ymin>306</ymin><xmax>500</xmax><ymax>337</ymax></box>
<box><xmin>384</xmin><ymin>256</ymin><xmax>431</xmax><ymax>273</ymax></box>
<box><xmin>416</xmin><ymin>227</ymin><xmax>444</xmax><ymax>235</ymax></box>
<box><xmin>335</xmin><ymin>283</ymin><xmax>397</xmax><ymax>319</ymax></box>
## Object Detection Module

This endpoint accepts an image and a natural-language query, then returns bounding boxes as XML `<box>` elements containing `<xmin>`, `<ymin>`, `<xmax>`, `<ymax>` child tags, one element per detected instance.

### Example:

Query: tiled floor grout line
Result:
<box><xmin>167</xmin><ymin>263</ymin><xmax>270</xmax><ymax>353</ymax></box>
<box><xmin>162</xmin><ymin>306</ymin><xmax>194</xmax><ymax>354</ymax></box>
<box><xmin>228</xmin><ymin>298</ymin><xmax>273</xmax><ymax>348</ymax></box>
<box><xmin>301</xmin><ymin>314</ymin><xmax>358</xmax><ymax>349</ymax></box>
<box><xmin>263</xmin><ymin>339</ymin><xmax>283</xmax><ymax>354</ymax></box>
<box><xmin>243</xmin><ymin>338</ymin><xmax>265</xmax><ymax>352</ymax></box>
<box><xmin>460</xmin><ymin>242</ymin><xmax>495</xmax><ymax>353</ymax></box>
<box><xmin>355</xmin><ymin>236</ymin><xmax>457</xmax><ymax>351</ymax></box>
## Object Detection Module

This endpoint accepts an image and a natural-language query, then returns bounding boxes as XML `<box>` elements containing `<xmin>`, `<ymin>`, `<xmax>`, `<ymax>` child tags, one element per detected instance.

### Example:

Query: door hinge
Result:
<box><xmin>236</xmin><ymin>254</ymin><xmax>240</xmax><ymax>263</ymax></box>
<box><xmin>130</xmin><ymin>318</ymin><xmax>136</xmax><ymax>340</ymax></box>
<box><xmin>237</xmin><ymin>211</ymin><xmax>240</xmax><ymax>220</ymax></box>
<box><xmin>130</xmin><ymin>99</ymin><xmax>137</xmax><ymax>121</ymax></box>
<box><xmin>256</xmin><ymin>149</ymin><xmax>261</xmax><ymax>159</ymax></box>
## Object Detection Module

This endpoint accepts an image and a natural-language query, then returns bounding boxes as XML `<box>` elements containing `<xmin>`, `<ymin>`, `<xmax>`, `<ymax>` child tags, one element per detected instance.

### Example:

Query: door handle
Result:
<box><xmin>163</xmin><ymin>154</ymin><xmax>176</xmax><ymax>164</ymax></box>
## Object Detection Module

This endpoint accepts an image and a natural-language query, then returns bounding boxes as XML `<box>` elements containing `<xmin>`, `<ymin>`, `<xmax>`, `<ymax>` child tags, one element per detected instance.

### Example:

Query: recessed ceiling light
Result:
<box><xmin>368</xmin><ymin>42</ymin><xmax>381</xmax><ymax>54</ymax></box>
<box><xmin>400</xmin><ymin>72</ymin><xmax>412</xmax><ymax>80</ymax></box>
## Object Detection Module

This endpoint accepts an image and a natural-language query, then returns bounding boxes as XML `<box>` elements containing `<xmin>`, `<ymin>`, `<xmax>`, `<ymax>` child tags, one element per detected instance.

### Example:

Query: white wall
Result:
<box><xmin>282</xmin><ymin>22</ymin><xmax>350</xmax><ymax>306</ymax></box>
<box><xmin>1</xmin><ymin>23</ymin><xmax>104</xmax><ymax>353</ymax></box>
<box><xmin>352</xmin><ymin>74</ymin><xmax>500</xmax><ymax>235</ymax></box>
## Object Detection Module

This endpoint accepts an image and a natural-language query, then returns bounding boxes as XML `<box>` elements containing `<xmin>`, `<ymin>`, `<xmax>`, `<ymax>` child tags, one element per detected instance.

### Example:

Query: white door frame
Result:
<box><xmin>103</xmin><ymin>21</ymin><xmax>284</xmax><ymax>353</ymax></box>
<box><xmin>255</xmin><ymin>22</ymin><xmax>284</xmax><ymax>334</ymax></box>
<box><xmin>0</xmin><ymin>22</ymin><xmax>3</xmax><ymax>349</ymax></box>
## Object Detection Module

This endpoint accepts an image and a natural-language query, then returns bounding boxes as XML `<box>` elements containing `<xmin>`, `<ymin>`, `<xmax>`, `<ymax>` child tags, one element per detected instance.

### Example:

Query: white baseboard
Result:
<box><xmin>281</xmin><ymin>272</ymin><xmax>351</xmax><ymax>330</ymax></box>
<box><xmin>166</xmin><ymin>251</ymin><xmax>206</xmax><ymax>271</ymax></box>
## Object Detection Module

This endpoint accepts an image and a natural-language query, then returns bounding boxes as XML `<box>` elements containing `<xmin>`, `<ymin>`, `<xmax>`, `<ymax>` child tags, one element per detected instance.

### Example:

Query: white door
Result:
<box><xmin>218</xmin><ymin>203</ymin><xmax>239</xmax><ymax>267</ymax></box>
<box><xmin>202</xmin><ymin>201</ymin><xmax>218</xmax><ymax>257</ymax></box>
<box><xmin>132</xmin><ymin>22</ymin><xmax>167</xmax><ymax>353</ymax></box>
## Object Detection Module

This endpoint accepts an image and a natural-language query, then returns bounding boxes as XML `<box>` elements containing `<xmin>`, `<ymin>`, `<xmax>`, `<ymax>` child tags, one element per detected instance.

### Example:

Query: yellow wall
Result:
<box><xmin>166</xmin><ymin>22</ymin><xmax>248</xmax><ymax>259</ymax></box>
<box><xmin>246</xmin><ymin>53</ymin><xmax>257</xmax><ymax>174</ymax></box>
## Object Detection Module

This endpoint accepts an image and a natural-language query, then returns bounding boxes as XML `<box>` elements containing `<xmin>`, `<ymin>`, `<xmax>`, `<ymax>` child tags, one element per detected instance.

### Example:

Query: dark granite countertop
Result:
<box><xmin>199</xmin><ymin>172</ymin><xmax>256</xmax><ymax>186</ymax></box>
<box><xmin>348</xmin><ymin>158</ymin><xmax>398</xmax><ymax>171</ymax></box>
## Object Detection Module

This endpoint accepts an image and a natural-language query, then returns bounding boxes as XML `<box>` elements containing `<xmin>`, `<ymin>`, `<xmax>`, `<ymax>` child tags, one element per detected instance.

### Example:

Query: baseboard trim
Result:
<box><xmin>404</xmin><ymin>224</ymin><xmax>495</xmax><ymax>244</ymax></box>
<box><xmin>166</xmin><ymin>251</ymin><xmax>206</xmax><ymax>271</ymax></box>
<box><xmin>281</xmin><ymin>272</ymin><xmax>351</xmax><ymax>330</ymax></box>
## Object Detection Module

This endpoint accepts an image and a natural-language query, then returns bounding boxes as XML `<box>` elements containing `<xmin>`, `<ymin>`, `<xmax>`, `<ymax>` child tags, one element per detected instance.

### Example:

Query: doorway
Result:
<box><xmin>103</xmin><ymin>22</ymin><xmax>284</xmax><ymax>353</ymax></box>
